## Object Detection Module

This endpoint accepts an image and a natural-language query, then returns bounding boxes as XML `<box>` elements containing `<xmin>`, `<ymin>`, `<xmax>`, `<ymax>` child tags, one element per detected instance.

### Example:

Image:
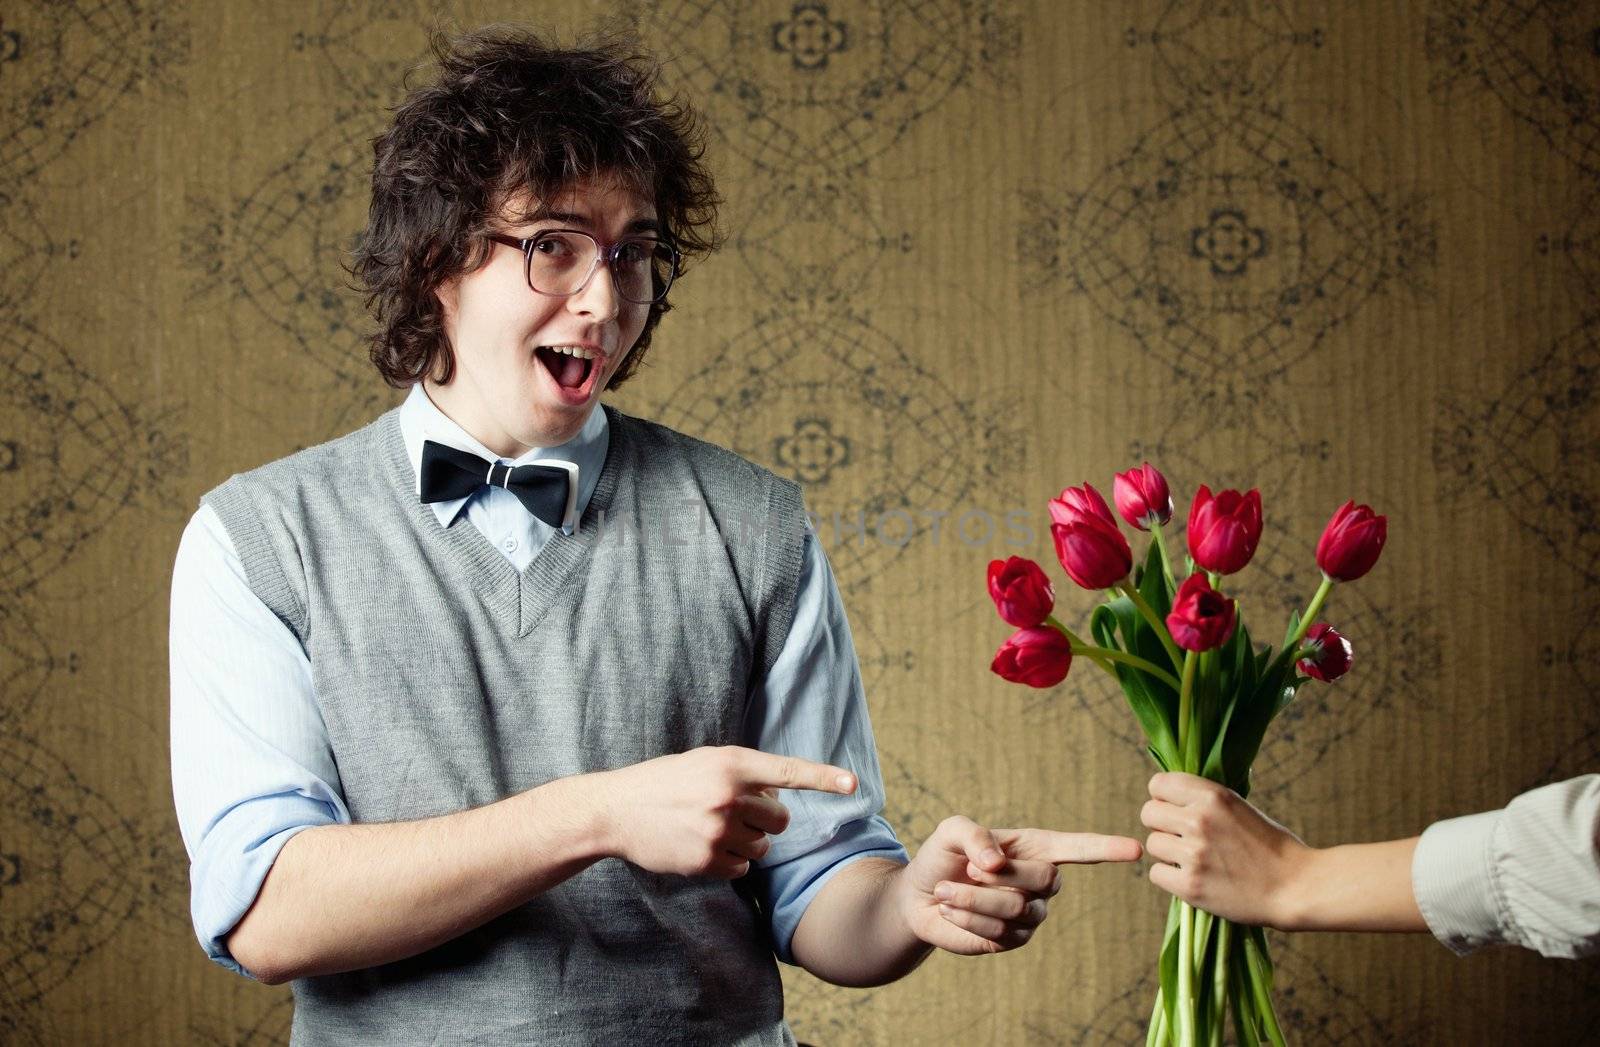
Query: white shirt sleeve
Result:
<box><xmin>169</xmin><ymin>502</ymin><xmax>351</xmax><ymax>978</ymax></box>
<box><xmin>745</xmin><ymin>529</ymin><xmax>909</xmax><ymax>963</ymax></box>
<box><xmin>1411</xmin><ymin>773</ymin><xmax>1600</xmax><ymax>959</ymax></box>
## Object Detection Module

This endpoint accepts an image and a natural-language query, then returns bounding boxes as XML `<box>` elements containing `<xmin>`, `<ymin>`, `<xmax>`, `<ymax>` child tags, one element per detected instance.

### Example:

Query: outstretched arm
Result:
<box><xmin>792</xmin><ymin>820</ymin><xmax>1141</xmax><ymax>986</ymax></box>
<box><xmin>1140</xmin><ymin>771</ymin><xmax>1600</xmax><ymax>959</ymax></box>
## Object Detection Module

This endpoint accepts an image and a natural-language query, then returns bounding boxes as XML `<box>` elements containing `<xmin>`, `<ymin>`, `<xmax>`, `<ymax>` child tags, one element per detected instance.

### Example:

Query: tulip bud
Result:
<box><xmin>1297</xmin><ymin>623</ymin><xmax>1353</xmax><ymax>682</ymax></box>
<box><xmin>986</xmin><ymin>556</ymin><xmax>1056</xmax><ymax>628</ymax></box>
<box><xmin>991</xmin><ymin>626</ymin><xmax>1074</xmax><ymax>688</ymax></box>
<box><xmin>1186</xmin><ymin>485</ymin><xmax>1263</xmax><ymax>575</ymax></box>
<box><xmin>1048</xmin><ymin>482</ymin><xmax>1118</xmax><ymax>530</ymax></box>
<box><xmin>1166</xmin><ymin>573</ymin><xmax>1237</xmax><ymax>652</ymax></box>
<box><xmin>1316</xmin><ymin>501</ymin><xmax>1387</xmax><ymax>582</ymax></box>
<box><xmin>1114</xmin><ymin>462</ymin><xmax>1173</xmax><ymax>530</ymax></box>
<box><xmin>1051</xmin><ymin>517</ymin><xmax>1133</xmax><ymax>590</ymax></box>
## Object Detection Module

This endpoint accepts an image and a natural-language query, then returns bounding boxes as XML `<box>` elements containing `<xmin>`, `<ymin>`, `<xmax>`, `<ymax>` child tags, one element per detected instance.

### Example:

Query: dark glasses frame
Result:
<box><xmin>485</xmin><ymin>230</ymin><xmax>680</xmax><ymax>305</ymax></box>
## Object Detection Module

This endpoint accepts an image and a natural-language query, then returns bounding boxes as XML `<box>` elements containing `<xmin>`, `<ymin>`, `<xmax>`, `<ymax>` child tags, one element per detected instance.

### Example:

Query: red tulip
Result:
<box><xmin>1297</xmin><ymin>622</ymin><xmax>1353</xmax><ymax>682</ymax></box>
<box><xmin>1048</xmin><ymin>482</ymin><xmax>1118</xmax><ymax>529</ymax></box>
<box><xmin>1316</xmin><ymin>501</ymin><xmax>1387</xmax><ymax>582</ymax></box>
<box><xmin>1051</xmin><ymin>517</ymin><xmax>1133</xmax><ymax>590</ymax></box>
<box><xmin>1166</xmin><ymin>573</ymin><xmax>1237</xmax><ymax>652</ymax></box>
<box><xmin>1186</xmin><ymin>485</ymin><xmax>1262</xmax><ymax>575</ymax></box>
<box><xmin>1114</xmin><ymin>462</ymin><xmax>1173</xmax><ymax>530</ymax></box>
<box><xmin>987</xmin><ymin>557</ymin><xmax>1056</xmax><ymax>628</ymax></box>
<box><xmin>991</xmin><ymin>626</ymin><xmax>1073</xmax><ymax>688</ymax></box>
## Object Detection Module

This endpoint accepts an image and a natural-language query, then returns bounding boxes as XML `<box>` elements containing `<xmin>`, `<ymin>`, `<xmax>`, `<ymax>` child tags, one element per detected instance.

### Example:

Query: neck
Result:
<box><xmin>421</xmin><ymin>377</ymin><xmax>590</xmax><ymax>458</ymax></box>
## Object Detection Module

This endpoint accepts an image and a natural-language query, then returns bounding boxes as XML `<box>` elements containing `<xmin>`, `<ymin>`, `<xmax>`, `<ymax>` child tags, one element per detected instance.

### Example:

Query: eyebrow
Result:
<box><xmin>523</xmin><ymin>205</ymin><xmax>661</xmax><ymax>235</ymax></box>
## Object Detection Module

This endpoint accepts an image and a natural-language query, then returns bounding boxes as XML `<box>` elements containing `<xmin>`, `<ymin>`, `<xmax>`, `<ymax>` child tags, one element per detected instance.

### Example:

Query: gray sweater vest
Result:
<box><xmin>201</xmin><ymin>402</ymin><xmax>806</xmax><ymax>1046</ymax></box>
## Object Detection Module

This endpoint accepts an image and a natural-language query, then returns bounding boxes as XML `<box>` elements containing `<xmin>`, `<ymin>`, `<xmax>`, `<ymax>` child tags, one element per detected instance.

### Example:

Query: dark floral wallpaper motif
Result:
<box><xmin>1</xmin><ymin>2</ymin><xmax>1595</xmax><ymax>1043</ymax></box>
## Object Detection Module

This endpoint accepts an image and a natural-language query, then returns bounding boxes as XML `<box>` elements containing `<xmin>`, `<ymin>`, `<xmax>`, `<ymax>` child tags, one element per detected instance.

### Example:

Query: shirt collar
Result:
<box><xmin>399</xmin><ymin>382</ymin><xmax>608</xmax><ymax>534</ymax></box>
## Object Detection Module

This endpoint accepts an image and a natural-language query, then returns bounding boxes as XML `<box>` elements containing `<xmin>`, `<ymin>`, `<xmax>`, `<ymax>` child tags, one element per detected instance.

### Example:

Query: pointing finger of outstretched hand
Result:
<box><xmin>728</xmin><ymin>747</ymin><xmax>857</xmax><ymax>795</ymax></box>
<box><xmin>993</xmin><ymin>828</ymin><xmax>1144</xmax><ymax>865</ymax></box>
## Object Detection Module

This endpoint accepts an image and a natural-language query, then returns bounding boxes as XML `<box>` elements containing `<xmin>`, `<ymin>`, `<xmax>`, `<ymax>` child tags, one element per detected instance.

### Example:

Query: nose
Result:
<box><xmin>568</xmin><ymin>256</ymin><xmax>620</xmax><ymax>325</ymax></box>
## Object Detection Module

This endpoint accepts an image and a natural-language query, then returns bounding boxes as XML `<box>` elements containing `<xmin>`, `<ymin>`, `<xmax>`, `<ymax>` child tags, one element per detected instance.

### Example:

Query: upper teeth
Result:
<box><xmin>546</xmin><ymin>345</ymin><xmax>596</xmax><ymax>360</ymax></box>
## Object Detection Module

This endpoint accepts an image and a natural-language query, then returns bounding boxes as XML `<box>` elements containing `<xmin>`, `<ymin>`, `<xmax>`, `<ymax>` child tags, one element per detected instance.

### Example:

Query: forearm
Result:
<box><xmin>228</xmin><ymin>772</ymin><xmax>611</xmax><ymax>984</ymax></box>
<box><xmin>1280</xmin><ymin>836</ymin><xmax>1426</xmax><ymax>933</ymax></box>
<box><xmin>788</xmin><ymin>857</ymin><xmax>933</xmax><ymax>987</ymax></box>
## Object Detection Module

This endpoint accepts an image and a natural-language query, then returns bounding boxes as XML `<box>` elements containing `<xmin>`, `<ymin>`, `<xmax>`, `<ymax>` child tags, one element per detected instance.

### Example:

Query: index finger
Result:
<box><xmin>994</xmin><ymin>828</ymin><xmax>1144</xmax><ymax>865</ymax></box>
<box><xmin>728</xmin><ymin>747</ymin><xmax>857</xmax><ymax>795</ymax></box>
<box><xmin>1148</xmin><ymin>771</ymin><xmax>1223</xmax><ymax>806</ymax></box>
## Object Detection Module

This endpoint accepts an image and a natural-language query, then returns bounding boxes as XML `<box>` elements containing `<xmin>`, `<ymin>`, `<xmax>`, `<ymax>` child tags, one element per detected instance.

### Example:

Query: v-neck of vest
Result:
<box><xmin>378</xmin><ymin>402</ymin><xmax>627</xmax><ymax>638</ymax></box>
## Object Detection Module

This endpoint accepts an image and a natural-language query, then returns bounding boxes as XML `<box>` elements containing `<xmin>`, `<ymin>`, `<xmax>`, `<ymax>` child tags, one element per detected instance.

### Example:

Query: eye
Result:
<box><xmin>533</xmin><ymin>232</ymin><xmax>580</xmax><ymax>257</ymax></box>
<box><xmin>616</xmin><ymin>240</ymin><xmax>653</xmax><ymax>266</ymax></box>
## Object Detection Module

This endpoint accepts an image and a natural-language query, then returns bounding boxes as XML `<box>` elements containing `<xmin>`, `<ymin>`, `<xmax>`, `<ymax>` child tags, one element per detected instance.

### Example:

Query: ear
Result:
<box><xmin>433</xmin><ymin>276</ymin><xmax>459</xmax><ymax>324</ymax></box>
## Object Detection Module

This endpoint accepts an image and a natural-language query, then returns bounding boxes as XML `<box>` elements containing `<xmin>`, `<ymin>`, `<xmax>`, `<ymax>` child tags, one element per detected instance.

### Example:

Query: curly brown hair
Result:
<box><xmin>349</xmin><ymin>23</ymin><xmax>723</xmax><ymax>391</ymax></box>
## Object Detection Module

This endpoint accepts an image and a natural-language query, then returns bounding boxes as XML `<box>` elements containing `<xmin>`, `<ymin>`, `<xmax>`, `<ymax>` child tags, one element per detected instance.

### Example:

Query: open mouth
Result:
<box><xmin>534</xmin><ymin>346</ymin><xmax>598</xmax><ymax>395</ymax></box>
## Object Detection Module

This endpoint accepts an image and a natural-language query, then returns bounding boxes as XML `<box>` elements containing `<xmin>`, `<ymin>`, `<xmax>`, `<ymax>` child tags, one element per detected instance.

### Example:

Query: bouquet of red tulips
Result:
<box><xmin>987</xmin><ymin>463</ymin><xmax>1386</xmax><ymax>1047</ymax></box>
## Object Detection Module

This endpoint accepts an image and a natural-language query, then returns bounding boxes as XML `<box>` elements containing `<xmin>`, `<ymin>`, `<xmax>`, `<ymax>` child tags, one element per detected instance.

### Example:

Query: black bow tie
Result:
<box><xmin>419</xmin><ymin>440</ymin><xmax>576</xmax><ymax>530</ymax></box>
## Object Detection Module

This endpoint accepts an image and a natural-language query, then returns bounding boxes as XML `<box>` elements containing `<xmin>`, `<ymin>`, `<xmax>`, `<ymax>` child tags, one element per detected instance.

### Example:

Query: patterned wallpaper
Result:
<box><xmin>1</xmin><ymin>1</ymin><xmax>1596</xmax><ymax>1043</ymax></box>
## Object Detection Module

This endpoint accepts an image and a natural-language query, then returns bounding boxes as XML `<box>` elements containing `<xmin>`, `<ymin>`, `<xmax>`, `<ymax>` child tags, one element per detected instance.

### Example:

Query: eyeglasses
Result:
<box><xmin>486</xmin><ymin>229</ymin><xmax>679</xmax><ymax>305</ymax></box>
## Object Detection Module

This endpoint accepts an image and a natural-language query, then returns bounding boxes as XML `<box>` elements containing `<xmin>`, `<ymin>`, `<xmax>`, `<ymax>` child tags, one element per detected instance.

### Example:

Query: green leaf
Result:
<box><xmin>1248</xmin><ymin>925</ymin><xmax>1276</xmax><ymax>982</ymax></box>
<box><xmin>1201</xmin><ymin>621</ymin><xmax>1258</xmax><ymax>781</ymax></box>
<box><xmin>1092</xmin><ymin>601</ymin><xmax>1181</xmax><ymax>766</ymax></box>
<box><xmin>1159</xmin><ymin>898</ymin><xmax>1182</xmax><ymax>1039</ymax></box>
<box><xmin>1215</xmin><ymin>657</ymin><xmax>1298</xmax><ymax>798</ymax></box>
<box><xmin>1138</xmin><ymin>539</ymin><xmax>1175</xmax><ymax>621</ymax></box>
<box><xmin>1230</xmin><ymin>936</ymin><xmax>1261</xmax><ymax>1047</ymax></box>
<box><xmin>1200</xmin><ymin>693</ymin><xmax>1241</xmax><ymax>780</ymax></box>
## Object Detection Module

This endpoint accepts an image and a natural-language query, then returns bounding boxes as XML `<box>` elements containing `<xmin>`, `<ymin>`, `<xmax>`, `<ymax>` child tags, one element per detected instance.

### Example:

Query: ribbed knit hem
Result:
<box><xmin>201</xmin><ymin>478</ymin><xmax>309</xmax><ymax>643</ymax></box>
<box><xmin>756</xmin><ymin>476</ymin><xmax>807</xmax><ymax>684</ymax></box>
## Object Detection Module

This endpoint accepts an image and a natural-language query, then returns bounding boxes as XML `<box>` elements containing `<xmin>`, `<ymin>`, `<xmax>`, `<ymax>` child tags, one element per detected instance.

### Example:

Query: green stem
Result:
<box><xmin>1265</xmin><ymin>574</ymin><xmax>1336</xmax><ymax>683</ymax></box>
<box><xmin>1230</xmin><ymin>944</ymin><xmax>1261</xmax><ymax>1047</ymax></box>
<box><xmin>1176</xmin><ymin>651</ymin><xmax>1197</xmax><ymax>764</ymax></box>
<box><xmin>1177</xmin><ymin>901</ymin><xmax>1197</xmax><ymax>1047</ymax></box>
<box><xmin>1192</xmin><ymin>906</ymin><xmax>1213</xmax><ymax>968</ymax></box>
<box><xmin>1188</xmin><ymin>650</ymin><xmax>1211</xmax><ymax>773</ymax></box>
<box><xmin>1045</xmin><ymin>616</ymin><xmax>1182</xmax><ymax>690</ymax></box>
<box><xmin>1291</xmin><ymin>575</ymin><xmax>1335</xmax><ymax>649</ymax></box>
<box><xmin>1244</xmin><ymin>933</ymin><xmax>1287</xmax><ymax>1047</ymax></box>
<box><xmin>1044</xmin><ymin>617</ymin><xmax>1114</xmax><ymax>671</ymax></box>
<box><xmin>1148</xmin><ymin>988</ymin><xmax>1168</xmax><ymax>1047</ymax></box>
<box><xmin>1119</xmin><ymin>581</ymin><xmax>1185</xmax><ymax>672</ymax></box>
<box><xmin>1211</xmin><ymin>921</ymin><xmax>1232</xmax><ymax>1047</ymax></box>
<box><xmin>1078</xmin><ymin>645</ymin><xmax>1182</xmax><ymax>691</ymax></box>
<box><xmin>1150</xmin><ymin>524</ymin><xmax>1178</xmax><ymax>591</ymax></box>
<box><xmin>1173</xmin><ymin>646</ymin><xmax>1200</xmax><ymax>1047</ymax></box>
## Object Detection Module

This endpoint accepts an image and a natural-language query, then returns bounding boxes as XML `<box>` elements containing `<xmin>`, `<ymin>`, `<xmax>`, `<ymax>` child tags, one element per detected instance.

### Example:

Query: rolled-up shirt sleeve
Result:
<box><xmin>169</xmin><ymin>503</ymin><xmax>350</xmax><ymax>978</ymax></box>
<box><xmin>746</xmin><ymin>530</ymin><xmax>910</xmax><ymax>964</ymax></box>
<box><xmin>1411</xmin><ymin>773</ymin><xmax>1600</xmax><ymax>959</ymax></box>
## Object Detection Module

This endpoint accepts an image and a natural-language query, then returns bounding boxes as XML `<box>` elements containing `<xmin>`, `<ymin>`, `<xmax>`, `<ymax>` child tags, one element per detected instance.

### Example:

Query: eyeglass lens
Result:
<box><xmin>527</xmin><ymin>231</ymin><xmax>675</xmax><ymax>303</ymax></box>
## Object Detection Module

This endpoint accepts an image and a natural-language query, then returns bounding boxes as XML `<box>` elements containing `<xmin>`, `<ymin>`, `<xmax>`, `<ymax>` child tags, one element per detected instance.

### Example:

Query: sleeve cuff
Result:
<box><xmin>760</xmin><ymin>813</ymin><xmax>909</xmax><ymax>966</ymax></box>
<box><xmin>191</xmin><ymin>795</ymin><xmax>343</xmax><ymax>978</ymax></box>
<box><xmin>1412</xmin><ymin>808</ymin><xmax>1505</xmax><ymax>955</ymax></box>
<box><xmin>769</xmin><ymin>845</ymin><xmax>909</xmax><ymax>966</ymax></box>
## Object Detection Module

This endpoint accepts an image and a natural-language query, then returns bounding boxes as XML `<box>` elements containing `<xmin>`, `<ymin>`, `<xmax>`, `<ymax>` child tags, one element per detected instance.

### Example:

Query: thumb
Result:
<box><xmin>946</xmin><ymin>818</ymin><xmax>1008</xmax><ymax>873</ymax></box>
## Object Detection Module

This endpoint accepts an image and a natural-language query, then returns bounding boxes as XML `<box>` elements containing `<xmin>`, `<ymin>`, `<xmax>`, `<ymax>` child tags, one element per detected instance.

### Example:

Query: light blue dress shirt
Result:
<box><xmin>169</xmin><ymin>383</ymin><xmax>907</xmax><ymax>978</ymax></box>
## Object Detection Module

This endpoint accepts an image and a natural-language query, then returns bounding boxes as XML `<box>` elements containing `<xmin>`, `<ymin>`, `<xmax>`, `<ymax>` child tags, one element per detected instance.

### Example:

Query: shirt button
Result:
<box><xmin>501</xmin><ymin>536</ymin><xmax>518</xmax><ymax>552</ymax></box>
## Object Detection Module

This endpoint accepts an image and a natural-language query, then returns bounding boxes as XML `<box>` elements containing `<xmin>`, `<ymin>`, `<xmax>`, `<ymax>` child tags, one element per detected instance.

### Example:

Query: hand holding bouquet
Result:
<box><xmin>988</xmin><ymin>464</ymin><xmax>1386</xmax><ymax>1046</ymax></box>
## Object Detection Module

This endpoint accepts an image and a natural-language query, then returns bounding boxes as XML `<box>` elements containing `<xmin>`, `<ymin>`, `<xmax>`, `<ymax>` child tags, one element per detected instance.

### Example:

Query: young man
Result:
<box><xmin>168</xmin><ymin>25</ymin><xmax>1141</xmax><ymax>1045</ymax></box>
